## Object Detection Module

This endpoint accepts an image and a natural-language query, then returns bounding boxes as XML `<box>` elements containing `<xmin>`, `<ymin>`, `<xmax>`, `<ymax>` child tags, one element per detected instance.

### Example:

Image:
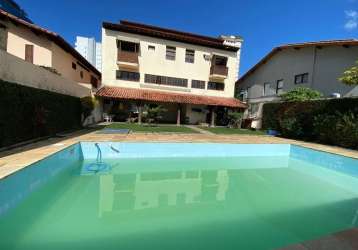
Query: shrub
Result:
<box><xmin>143</xmin><ymin>105</ymin><xmax>167</xmax><ymax>125</ymax></box>
<box><xmin>262</xmin><ymin>97</ymin><xmax>358</xmax><ymax>149</ymax></box>
<box><xmin>80</xmin><ymin>96</ymin><xmax>96</xmax><ymax>120</ymax></box>
<box><xmin>339</xmin><ymin>60</ymin><xmax>358</xmax><ymax>86</ymax></box>
<box><xmin>0</xmin><ymin>80</ymin><xmax>81</xmax><ymax>147</ymax></box>
<box><xmin>280</xmin><ymin>87</ymin><xmax>322</xmax><ymax>101</ymax></box>
<box><xmin>227</xmin><ymin>111</ymin><xmax>243</xmax><ymax>128</ymax></box>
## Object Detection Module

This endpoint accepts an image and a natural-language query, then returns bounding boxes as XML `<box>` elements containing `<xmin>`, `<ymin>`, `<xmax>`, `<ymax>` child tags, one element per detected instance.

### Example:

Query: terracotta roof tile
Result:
<box><xmin>102</xmin><ymin>20</ymin><xmax>240</xmax><ymax>52</ymax></box>
<box><xmin>96</xmin><ymin>86</ymin><xmax>246</xmax><ymax>108</ymax></box>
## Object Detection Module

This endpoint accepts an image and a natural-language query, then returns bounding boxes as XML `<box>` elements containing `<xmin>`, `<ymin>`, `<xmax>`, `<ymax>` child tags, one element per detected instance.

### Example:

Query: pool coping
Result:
<box><xmin>0</xmin><ymin>130</ymin><xmax>357</xmax><ymax>180</ymax></box>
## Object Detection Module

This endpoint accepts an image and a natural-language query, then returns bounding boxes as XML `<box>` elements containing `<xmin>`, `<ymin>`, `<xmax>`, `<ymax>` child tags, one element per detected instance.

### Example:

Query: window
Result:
<box><xmin>25</xmin><ymin>44</ymin><xmax>34</xmax><ymax>63</ymax></box>
<box><xmin>191</xmin><ymin>80</ymin><xmax>205</xmax><ymax>89</ymax></box>
<box><xmin>294</xmin><ymin>73</ymin><xmax>309</xmax><ymax>84</ymax></box>
<box><xmin>208</xmin><ymin>82</ymin><xmax>225</xmax><ymax>91</ymax></box>
<box><xmin>0</xmin><ymin>24</ymin><xmax>7</xmax><ymax>50</ymax></box>
<box><xmin>116</xmin><ymin>70</ymin><xmax>140</xmax><ymax>81</ymax></box>
<box><xmin>185</xmin><ymin>49</ymin><xmax>195</xmax><ymax>63</ymax></box>
<box><xmin>276</xmin><ymin>79</ymin><xmax>284</xmax><ymax>94</ymax></box>
<box><xmin>247</xmin><ymin>87</ymin><xmax>251</xmax><ymax>99</ymax></box>
<box><xmin>248</xmin><ymin>103</ymin><xmax>259</xmax><ymax>117</ymax></box>
<box><xmin>72</xmin><ymin>62</ymin><xmax>77</xmax><ymax>70</ymax></box>
<box><xmin>166</xmin><ymin>46</ymin><xmax>176</xmax><ymax>60</ymax></box>
<box><xmin>80</xmin><ymin>71</ymin><xmax>84</xmax><ymax>79</ymax></box>
<box><xmin>148</xmin><ymin>45</ymin><xmax>155</xmax><ymax>51</ymax></box>
<box><xmin>117</xmin><ymin>40</ymin><xmax>139</xmax><ymax>53</ymax></box>
<box><xmin>238</xmin><ymin>89</ymin><xmax>248</xmax><ymax>101</ymax></box>
<box><xmin>264</xmin><ymin>82</ymin><xmax>276</xmax><ymax>96</ymax></box>
<box><xmin>144</xmin><ymin>74</ymin><xmax>188</xmax><ymax>87</ymax></box>
<box><xmin>213</xmin><ymin>55</ymin><xmax>228</xmax><ymax>66</ymax></box>
<box><xmin>90</xmin><ymin>76</ymin><xmax>98</xmax><ymax>88</ymax></box>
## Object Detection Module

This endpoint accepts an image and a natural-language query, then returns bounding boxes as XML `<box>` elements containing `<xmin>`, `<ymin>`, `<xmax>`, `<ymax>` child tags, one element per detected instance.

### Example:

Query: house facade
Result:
<box><xmin>0</xmin><ymin>9</ymin><xmax>101</xmax><ymax>89</ymax></box>
<box><xmin>236</xmin><ymin>40</ymin><xmax>358</xmax><ymax>128</ymax></box>
<box><xmin>98</xmin><ymin>20</ymin><xmax>246</xmax><ymax>125</ymax></box>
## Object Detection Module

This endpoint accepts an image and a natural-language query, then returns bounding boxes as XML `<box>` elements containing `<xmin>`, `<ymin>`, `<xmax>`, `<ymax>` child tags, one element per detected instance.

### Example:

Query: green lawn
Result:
<box><xmin>200</xmin><ymin>126</ymin><xmax>266</xmax><ymax>135</ymax></box>
<box><xmin>105</xmin><ymin>123</ymin><xmax>199</xmax><ymax>133</ymax></box>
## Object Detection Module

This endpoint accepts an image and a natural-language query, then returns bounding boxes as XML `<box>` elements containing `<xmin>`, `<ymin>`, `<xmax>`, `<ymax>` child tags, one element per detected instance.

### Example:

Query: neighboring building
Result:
<box><xmin>75</xmin><ymin>36</ymin><xmax>102</xmax><ymax>71</ymax></box>
<box><xmin>98</xmin><ymin>20</ymin><xmax>246</xmax><ymax>125</ymax></box>
<box><xmin>95</xmin><ymin>42</ymin><xmax>102</xmax><ymax>72</ymax></box>
<box><xmin>0</xmin><ymin>0</ymin><xmax>31</xmax><ymax>23</ymax></box>
<box><xmin>236</xmin><ymin>39</ymin><xmax>358</xmax><ymax>128</ymax></box>
<box><xmin>0</xmin><ymin>9</ymin><xmax>101</xmax><ymax>89</ymax></box>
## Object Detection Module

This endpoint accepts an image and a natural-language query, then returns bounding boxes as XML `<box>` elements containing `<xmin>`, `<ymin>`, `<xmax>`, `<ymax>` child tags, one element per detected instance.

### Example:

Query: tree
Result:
<box><xmin>339</xmin><ymin>60</ymin><xmax>358</xmax><ymax>86</ymax></box>
<box><xmin>80</xmin><ymin>96</ymin><xmax>97</xmax><ymax>121</ymax></box>
<box><xmin>143</xmin><ymin>105</ymin><xmax>167</xmax><ymax>125</ymax></box>
<box><xmin>280</xmin><ymin>87</ymin><xmax>322</xmax><ymax>102</ymax></box>
<box><xmin>227</xmin><ymin>111</ymin><xmax>243</xmax><ymax>128</ymax></box>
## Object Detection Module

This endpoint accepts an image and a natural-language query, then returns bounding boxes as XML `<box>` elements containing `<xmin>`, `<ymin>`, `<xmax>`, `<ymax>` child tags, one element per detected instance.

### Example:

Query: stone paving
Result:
<box><xmin>0</xmin><ymin>129</ymin><xmax>357</xmax><ymax>179</ymax></box>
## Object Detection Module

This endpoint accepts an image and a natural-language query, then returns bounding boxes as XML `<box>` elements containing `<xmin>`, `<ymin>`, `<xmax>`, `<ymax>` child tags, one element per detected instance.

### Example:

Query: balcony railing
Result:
<box><xmin>210</xmin><ymin>65</ymin><xmax>228</xmax><ymax>77</ymax></box>
<box><xmin>117</xmin><ymin>51</ymin><xmax>139</xmax><ymax>64</ymax></box>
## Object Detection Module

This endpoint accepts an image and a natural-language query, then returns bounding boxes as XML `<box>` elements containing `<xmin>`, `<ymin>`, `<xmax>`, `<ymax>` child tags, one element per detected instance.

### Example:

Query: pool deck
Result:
<box><xmin>278</xmin><ymin>228</ymin><xmax>358</xmax><ymax>250</ymax></box>
<box><xmin>0</xmin><ymin>129</ymin><xmax>357</xmax><ymax>179</ymax></box>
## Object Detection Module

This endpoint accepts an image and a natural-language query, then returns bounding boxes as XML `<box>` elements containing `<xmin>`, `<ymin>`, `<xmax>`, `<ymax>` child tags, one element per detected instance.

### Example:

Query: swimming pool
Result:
<box><xmin>0</xmin><ymin>143</ymin><xmax>357</xmax><ymax>250</ymax></box>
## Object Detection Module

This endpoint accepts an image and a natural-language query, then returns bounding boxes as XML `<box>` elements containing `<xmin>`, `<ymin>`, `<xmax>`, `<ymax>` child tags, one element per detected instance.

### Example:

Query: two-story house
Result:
<box><xmin>236</xmin><ymin>40</ymin><xmax>358</xmax><ymax>129</ymax></box>
<box><xmin>0</xmin><ymin>9</ymin><xmax>101</xmax><ymax>89</ymax></box>
<box><xmin>97</xmin><ymin>20</ymin><xmax>246</xmax><ymax>126</ymax></box>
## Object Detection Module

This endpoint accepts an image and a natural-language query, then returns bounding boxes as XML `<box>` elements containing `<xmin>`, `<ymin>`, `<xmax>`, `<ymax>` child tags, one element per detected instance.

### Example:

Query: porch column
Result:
<box><xmin>176</xmin><ymin>104</ymin><xmax>181</xmax><ymax>126</ymax></box>
<box><xmin>210</xmin><ymin>106</ymin><xmax>216</xmax><ymax>127</ymax></box>
<box><xmin>137</xmin><ymin>102</ymin><xmax>143</xmax><ymax>125</ymax></box>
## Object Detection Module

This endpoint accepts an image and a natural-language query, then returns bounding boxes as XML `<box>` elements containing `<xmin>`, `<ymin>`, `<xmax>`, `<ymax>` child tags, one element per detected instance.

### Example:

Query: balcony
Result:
<box><xmin>117</xmin><ymin>51</ymin><xmax>139</xmax><ymax>70</ymax></box>
<box><xmin>210</xmin><ymin>65</ymin><xmax>228</xmax><ymax>80</ymax></box>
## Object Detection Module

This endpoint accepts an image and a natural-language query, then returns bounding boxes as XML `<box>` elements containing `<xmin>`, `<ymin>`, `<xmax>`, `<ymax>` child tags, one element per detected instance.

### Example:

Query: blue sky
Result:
<box><xmin>17</xmin><ymin>0</ymin><xmax>358</xmax><ymax>75</ymax></box>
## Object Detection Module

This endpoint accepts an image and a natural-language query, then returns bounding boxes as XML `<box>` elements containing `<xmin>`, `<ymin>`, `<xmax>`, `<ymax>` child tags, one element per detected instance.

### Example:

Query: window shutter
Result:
<box><xmin>25</xmin><ymin>44</ymin><xmax>34</xmax><ymax>63</ymax></box>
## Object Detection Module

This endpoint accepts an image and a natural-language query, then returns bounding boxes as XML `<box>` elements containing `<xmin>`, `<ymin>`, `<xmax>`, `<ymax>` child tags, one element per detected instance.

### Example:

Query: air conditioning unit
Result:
<box><xmin>330</xmin><ymin>93</ymin><xmax>341</xmax><ymax>98</ymax></box>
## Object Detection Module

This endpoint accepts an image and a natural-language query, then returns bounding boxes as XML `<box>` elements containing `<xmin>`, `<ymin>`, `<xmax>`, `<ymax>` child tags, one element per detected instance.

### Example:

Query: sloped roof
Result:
<box><xmin>237</xmin><ymin>39</ymin><xmax>358</xmax><ymax>84</ymax></box>
<box><xmin>0</xmin><ymin>8</ymin><xmax>101</xmax><ymax>77</ymax></box>
<box><xmin>103</xmin><ymin>20</ymin><xmax>240</xmax><ymax>52</ymax></box>
<box><xmin>96</xmin><ymin>86</ymin><xmax>246</xmax><ymax>108</ymax></box>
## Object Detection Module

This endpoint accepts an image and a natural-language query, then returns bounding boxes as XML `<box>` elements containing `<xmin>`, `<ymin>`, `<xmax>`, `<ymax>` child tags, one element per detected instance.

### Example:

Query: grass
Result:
<box><xmin>200</xmin><ymin>126</ymin><xmax>266</xmax><ymax>135</ymax></box>
<box><xmin>105</xmin><ymin>123</ymin><xmax>199</xmax><ymax>133</ymax></box>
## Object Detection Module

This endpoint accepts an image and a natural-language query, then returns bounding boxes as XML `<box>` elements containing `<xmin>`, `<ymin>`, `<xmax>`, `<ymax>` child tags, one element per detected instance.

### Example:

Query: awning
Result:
<box><xmin>96</xmin><ymin>86</ymin><xmax>247</xmax><ymax>108</ymax></box>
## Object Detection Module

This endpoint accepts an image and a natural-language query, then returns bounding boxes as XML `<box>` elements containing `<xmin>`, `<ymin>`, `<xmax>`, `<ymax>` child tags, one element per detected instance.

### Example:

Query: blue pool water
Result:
<box><xmin>0</xmin><ymin>143</ymin><xmax>357</xmax><ymax>250</ymax></box>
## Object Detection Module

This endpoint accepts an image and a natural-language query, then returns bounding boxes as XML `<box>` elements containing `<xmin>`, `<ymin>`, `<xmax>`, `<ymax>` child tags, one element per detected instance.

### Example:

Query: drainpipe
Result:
<box><xmin>311</xmin><ymin>46</ymin><xmax>318</xmax><ymax>89</ymax></box>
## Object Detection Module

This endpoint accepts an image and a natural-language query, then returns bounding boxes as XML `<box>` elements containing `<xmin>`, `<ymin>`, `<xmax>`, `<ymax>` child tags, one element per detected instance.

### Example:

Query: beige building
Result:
<box><xmin>236</xmin><ymin>40</ymin><xmax>358</xmax><ymax>128</ymax></box>
<box><xmin>97</xmin><ymin>20</ymin><xmax>246</xmax><ymax>125</ymax></box>
<box><xmin>0</xmin><ymin>9</ymin><xmax>101</xmax><ymax>89</ymax></box>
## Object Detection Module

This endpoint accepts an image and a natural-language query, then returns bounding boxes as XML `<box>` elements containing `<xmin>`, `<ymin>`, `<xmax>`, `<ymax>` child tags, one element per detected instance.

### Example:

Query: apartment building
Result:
<box><xmin>236</xmin><ymin>40</ymin><xmax>358</xmax><ymax>128</ymax></box>
<box><xmin>75</xmin><ymin>36</ymin><xmax>102</xmax><ymax>71</ymax></box>
<box><xmin>0</xmin><ymin>9</ymin><xmax>101</xmax><ymax>89</ymax></box>
<box><xmin>98</xmin><ymin>20</ymin><xmax>246</xmax><ymax>125</ymax></box>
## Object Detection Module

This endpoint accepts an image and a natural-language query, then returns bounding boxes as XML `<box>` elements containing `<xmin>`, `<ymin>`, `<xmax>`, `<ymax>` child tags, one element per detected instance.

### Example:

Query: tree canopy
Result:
<box><xmin>339</xmin><ymin>60</ymin><xmax>358</xmax><ymax>86</ymax></box>
<box><xmin>280</xmin><ymin>87</ymin><xmax>322</xmax><ymax>102</ymax></box>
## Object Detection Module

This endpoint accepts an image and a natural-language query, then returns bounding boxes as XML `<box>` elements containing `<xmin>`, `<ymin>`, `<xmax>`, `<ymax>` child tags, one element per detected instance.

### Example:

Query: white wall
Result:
<box><xmin>238</xmin><ymin>46</ymin><xmax>358</xmax><ymax>100</ymax></box>
<box><xmin>102</xmin><ymin>28</ymin><xmax>238</xmax><ymax>98</ymax></box>
<box><xmin>0</xmin><ymin>50</ymin><xmax>91</xmax><ymax>97</ymax></box>
<box><xmin>237</xmin><ymin>45</ymin><xmax>358</xmax><ymax>129</ymax></box>
<box><xmin>5</xmin><ymin>21</ymin><xmax>52</xmax><ymax>67</ymax></box>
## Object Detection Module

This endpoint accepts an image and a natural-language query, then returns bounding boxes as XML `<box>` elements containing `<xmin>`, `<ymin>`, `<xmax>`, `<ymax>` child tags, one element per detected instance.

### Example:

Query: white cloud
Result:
<box><xmin>344</xmin><ymin>10</ymin><xmax>358</xmax><ymax>31</ymax></box>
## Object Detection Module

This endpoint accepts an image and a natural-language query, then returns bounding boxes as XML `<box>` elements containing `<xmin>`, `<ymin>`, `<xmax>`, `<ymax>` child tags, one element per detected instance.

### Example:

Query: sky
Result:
<box><xmin>16</xmin><ymin>0</ymin><xmax>358</xmax><ymax>75</ymax></box>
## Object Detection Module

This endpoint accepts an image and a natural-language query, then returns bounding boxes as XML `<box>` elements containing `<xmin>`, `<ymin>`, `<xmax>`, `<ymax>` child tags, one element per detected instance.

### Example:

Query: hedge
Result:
<box><xmin>262</xmin><ymin>97</ymin><xmax>358</xmax><ymax>149</ymax></box>
<box><xmin>0</xmin><ymin>80</ymin><xmax>82</xmax><ymax>147</ymax></box>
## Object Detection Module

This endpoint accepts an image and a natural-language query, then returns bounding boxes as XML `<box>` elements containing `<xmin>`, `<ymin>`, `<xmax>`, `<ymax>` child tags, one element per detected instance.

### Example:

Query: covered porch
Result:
<box><xmin>95</xmin><ymin>86</ymin><xmax>246</xmax><ymax>127</ymax></box>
